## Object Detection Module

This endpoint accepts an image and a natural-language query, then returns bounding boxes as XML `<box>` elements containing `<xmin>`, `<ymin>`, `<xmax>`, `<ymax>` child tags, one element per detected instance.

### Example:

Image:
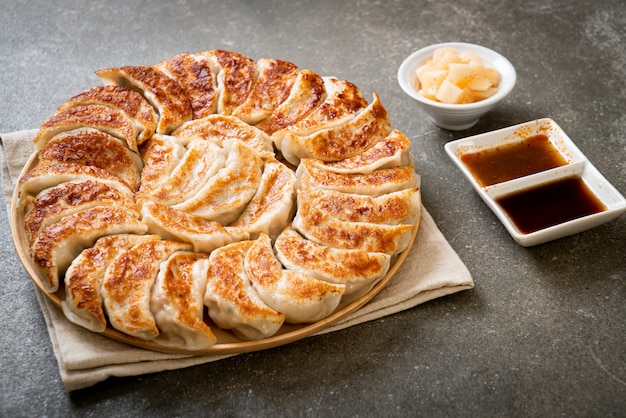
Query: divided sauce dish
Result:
<box><xmin>445</xmin><ymin>118</ymin><xmax>626</xmax><ymax>246</ymax></box>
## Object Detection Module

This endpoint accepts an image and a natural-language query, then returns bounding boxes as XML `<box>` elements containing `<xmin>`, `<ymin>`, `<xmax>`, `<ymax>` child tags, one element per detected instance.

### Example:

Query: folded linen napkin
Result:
<box><xmin>1</xmin><ymin>129</ymin><xmax>474</xmax><ymax>391</ymax></box>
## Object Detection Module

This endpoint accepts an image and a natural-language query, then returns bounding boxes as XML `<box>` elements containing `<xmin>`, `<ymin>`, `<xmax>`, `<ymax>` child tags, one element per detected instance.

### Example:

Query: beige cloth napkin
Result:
<box><xmin>1</xmin><ymin>129</ymin><xmax>474</xmax><ymax>391</ymax></box>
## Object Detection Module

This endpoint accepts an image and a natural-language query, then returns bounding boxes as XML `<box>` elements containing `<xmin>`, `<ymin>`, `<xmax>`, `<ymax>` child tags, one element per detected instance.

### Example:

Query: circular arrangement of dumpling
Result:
<box><xmin>16</xmin><ymin>50</ymin><xmax>421</xmax><ymax>352</ymax></box>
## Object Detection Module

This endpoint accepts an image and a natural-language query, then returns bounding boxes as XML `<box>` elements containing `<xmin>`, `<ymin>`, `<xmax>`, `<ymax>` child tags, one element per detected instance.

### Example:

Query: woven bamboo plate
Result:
<box><xmin>11</xmin><ymin>151</ymin><xmax>420</xmax><ymax>355</ymax></box>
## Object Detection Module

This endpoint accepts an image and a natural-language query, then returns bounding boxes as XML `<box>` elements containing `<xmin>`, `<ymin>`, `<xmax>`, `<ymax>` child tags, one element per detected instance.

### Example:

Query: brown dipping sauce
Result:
<box><xmin>460</xmin><ymin>134</ymin><xmax>568</xmax><ymax>187</ymax></box>
<box><xmin>496</xmin><ymin>176</ymin><xmax>606</xmax><ymax>234</ymax></box>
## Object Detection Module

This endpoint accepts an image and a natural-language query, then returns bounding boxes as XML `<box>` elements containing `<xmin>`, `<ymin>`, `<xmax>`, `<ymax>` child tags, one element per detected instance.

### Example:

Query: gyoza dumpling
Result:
<box><xmin>204</xmin><ymin>240</ymin><xmax>285</xmax><ymax>340</ymax></box>
<box><xmin>141</xmin><ymin>200</ymin><xmax>249</xmax><ymax>253</ymax></box>
<box><xmin>173</xmin><ymin>140</ymin><xmax>263</xmax><ymax>224</ymax></box>
<box><xmin>245</xmin><ymin>234</ymin><xmax>345</xmax><ymax>323</ymax></box>
<box><xmin>311</xmin><ymin>129</ymin><xmax>413</xmax><ymax>174</ymax></box>
<box><xmin>96</xmin><ymin>65</ymin><xmax>193</xmax><ymax>134</ymax></box>
<box><xmin>296</xmin><ymin>158</ymin><xmax>420</xmax><ymax>198</ymax></box>
<box><xmin>272</xmin><ymin>77</ymin><xmax>368</xmax><ymax>150</ymax></box>
<box><xmin>38</xmin><ymin>128</ymin><xmax>143</xmax><ymax>191</ymax></box>
<box><xmin>33</xmin><ymin>105</ymin><xmax>139</xmax><ymax>152</ymax></box>
<box><xmin>138</xmin><ymin>137</ymin><xmax>226</xmax><ymax>206</ymax></box>
<box><xmin>24</xmin><ymin>178</ymin><xmax>139</xmax><ymax>245</ymax></box>
<box><xmin>299</xmin><ymin>184</ymin><xmax>421</xmax><ymax>226</ymax></box>
<box><xmin>279</xmin><ymin>93</ymin><xmax>392</xmax><ymax>164</ymax></box>
<box><xmin>292</xmin><ymin>203</ymin><xmax>415</xmax><ymax>255</ymax></box>
<box><xmin>57</xmin><ymin>85</ymin><xmax>158</xmax><ymax>144</ymax></box>
<box><xmin>31</xmin><ymin>206</ymin><xmax>148</xmax><ymax>293</ymax></box>
<box><xmin>155</xmin><ymin>52</ymin><xmax>219</xmax><ymax>119</ymax></box>
<box><xmin>151</xmin><ymin>251</ymin><xmax>217</xmax><ymax>350</ymax></box>
<box><xmin>172</xmin><ymin>114</ymin><xmax>274</xmax><ymax>159</ymax></box>
<box><xmin>274</xmin><ymin>226</ymin><xmax>391</xmax><ymax>302</ymax></box>
<box><xmin>102</xmin><ymin>239</ymin><xmax>192</xmax><ymax>340</ymax></box>
<box><xmin>17</xmin><ymin>162</ymin><xmax>133</xmax><ymax>210</ymax></box>
<box><xmin>137</xmin><ymin>134</ymin><xmax>187</xmax><ymax>198</ymax></box>
<box><xmin>197</xmin><ymin>50</ymin><xmax>256</xmax><ymax>115</ymax></box>
<box><xmin>231</xmin><ymin>158</ymin><xmax>297</xmax><ymax>240</ymax></box>
<box><xmin>62</xmin><ymin>234</ymin><xmax>158</xmax><ymax>333</ymax></box>
<box><xmin>231</xmin><ymin>58</ymin><xmax>299</xmax><ymax>124</ymax></box>
<box><xmin>255</xmin><ymin>69</ymin><xmax>327</xmax><ymax>135</ymax></box>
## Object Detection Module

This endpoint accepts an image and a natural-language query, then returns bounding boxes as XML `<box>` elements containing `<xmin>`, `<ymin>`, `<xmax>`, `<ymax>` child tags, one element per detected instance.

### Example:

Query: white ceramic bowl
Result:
<box><xmin>445</xmin><ymin>118</ymin><xmax>626</xmax><ymax>246</ymax></box>
<box><xmin>398</xmin><ymin>42</ymin><xmax>517</xmax><ymax>130</ymax></box>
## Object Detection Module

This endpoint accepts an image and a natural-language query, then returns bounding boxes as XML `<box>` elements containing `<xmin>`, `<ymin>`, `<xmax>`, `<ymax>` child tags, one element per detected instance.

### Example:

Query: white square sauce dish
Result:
<box><xmin>444</xmin><ymin>118</ymin><xmax>626</xmax><ymax>246</ymax></box>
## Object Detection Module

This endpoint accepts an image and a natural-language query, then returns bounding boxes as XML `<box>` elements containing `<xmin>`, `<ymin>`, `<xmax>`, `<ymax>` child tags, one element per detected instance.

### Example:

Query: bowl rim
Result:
<box><xmin>397</xmin><ymin>41</ymin><xmax>517</xmax><ymax>110</ymax></box>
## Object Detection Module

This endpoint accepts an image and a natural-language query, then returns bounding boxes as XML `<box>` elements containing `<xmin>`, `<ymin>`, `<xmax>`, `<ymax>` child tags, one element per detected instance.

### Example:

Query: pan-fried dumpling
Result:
<box><xmin>138</xmin><ymin>137</ymin><xmax>226</xmax><ymax>206</ymax></box>
<box><xmin>274</xmin><ymin>226</ymin><xmax>390</xmax><ymax>302</ymax></box>
<box><xmin>24</xmin><ymin>178</ymin><xmax>139</xmax><ymax>245</ymax></box>
<box><xmin>57</xmin><ymin>85</ymin><xmax>158</xmax><ymax>144</ymax></box>
<box><xmin>154</xmin><ymin>52</ymin><xmax>218</xmax><ymax>119</ymax></box>
<box><xmin>198</xmin><ymin>50</ymin><xmax>256</xmax><ymax>115</ymax></box>
<box><xmin>32</xmin><ymin>206</ymin><xmax>148</xmax><ymax>293</ymax></box>
<box><xmin>137</xmin><ymin>134</ymin><xmax>187</xmax><ymax>198</ymax></box>
<box><xmin>204</xmin><ymin>240</ymin><xmax>285</xmax><ymax>340</ymax></box>
<box><xmin>299</xmin><ymin>184</ymin><xmax>421</xmax><ymax>226</ymax></box>
<box><xmin>255</xmin><ymin>69</ymin><xmax>327</xmax><ymax>135</ymax></box>
<box><xmin>102</xmin><ymin>239</ymin><xmax>192</xmax><ymax>340</ymax></box>
<box><xmin>297</xmin><ymin>158</ymin><xmax>420</xmax><ymax>198</ymax></box>
<box><xmin>33</xmin><ymin>105</ymin><xmax>139</xmax><ymax>152</ymax></box>
<box><xmin>151</xmin><ymin>251</ymin><xmax>217</xmax><ymax>350</ymax></box>
<box><xmin>279</xmin><ymin>93</ymin><xmax>392</xmax><ymax>164</ymax></box>
<box><xmin>292</xmin><ymin>204</ymin><xmax>415</xmax><ymax>255</ymax></box>
<box><xmin>141</xmin><ymin>200</ymin><xmax>249</xmax><ymax>253</ymax></box>
<box><xmin>311</xmin><ymin>129</ymin><xmax>413</xmax><ymax>174</ymax></box>
<box><xmin>172</xmin><ymin>114</ymin><xmax>274</xmax><ymax>159</ymax></box>
<box><xmin>245</xmin><ymin>234</ymin><xmax>345</xmax><ymax>323</ymax></box>
<box><xmin>173</xmin><ymin>140</ymin><xmax>263</xmax><ymax>224</ymax></box>
<box><xmin>231</xmin><ymin>58</ymin><xmax>299</xmax><ymax>124</ymax></box>
<box><xmin>62</xmin><ymin>234</ymin><xmax>158</xmax><ymax>333</ymax></box>
<box><xmin>272</xmin><ymin>77</ymin><xmax>368</xmax><ymax>150</ymax></box>
<box><xmin>231</xmin><ymin>158</ymin><xmax>297</xmax><ymax>240</ymax></box>
<box><xmin>96</xmin><ymin>65</ymin><xmax>193</xmax><ymax>134</ymax></box>
<box><xmin>38</xmin><ymin>128</ymin><xmax>143</xmax><ymax>191</ymax></box>
<box><xmin>18</xmin><ymin>162</ymin><xmax>133</xmax><ymax>210</ymax></box>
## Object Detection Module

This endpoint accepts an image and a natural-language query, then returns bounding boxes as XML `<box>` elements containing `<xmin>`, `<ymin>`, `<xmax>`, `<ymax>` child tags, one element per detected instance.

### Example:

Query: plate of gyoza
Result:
<box><xmin>11</xmin><ymin>50</ymin><xmax>421</xmax><ymax>355</ymax></box>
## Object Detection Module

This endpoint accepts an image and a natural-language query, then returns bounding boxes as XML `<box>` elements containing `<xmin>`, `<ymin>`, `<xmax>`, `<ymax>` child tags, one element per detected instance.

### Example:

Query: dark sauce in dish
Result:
<box><xmin>460</xmin><ymin>134</ymin><xmax>568</xmax><ymax>187</ymax></box>
<box><xmin>496</xmin><ymin>176</ymin><xmax>606</xmax><ymax>234</ymax></box>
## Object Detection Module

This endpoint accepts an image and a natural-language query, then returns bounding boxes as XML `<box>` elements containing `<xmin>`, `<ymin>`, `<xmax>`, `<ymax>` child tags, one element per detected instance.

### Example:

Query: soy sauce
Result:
<box><xmin>461</xmin><ymin>134</ymin><xmax>567</xmax><ymax>187</ymax></box>
<box><xmin>496</xmin><ymin>176</ymin><xmax>606</xmax><ymax>234</ymax></box>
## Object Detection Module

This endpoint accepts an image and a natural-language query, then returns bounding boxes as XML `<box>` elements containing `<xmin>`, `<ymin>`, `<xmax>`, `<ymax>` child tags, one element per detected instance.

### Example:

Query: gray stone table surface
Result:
<box><xmin>1</xmin><ymin>0</ymin><xmax>624</xmax><ymax>416</ymax></box>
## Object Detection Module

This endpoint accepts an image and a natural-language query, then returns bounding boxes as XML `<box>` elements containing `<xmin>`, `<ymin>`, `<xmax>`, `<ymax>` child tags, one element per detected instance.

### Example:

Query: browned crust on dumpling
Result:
<box><xmin>34</xmin><ymin>105</ymin><xmax>137</xmax><ymax>152</ymax></box>
<box><xmin>290</xmin><ymin>93</ymin><xmax>391</xmax><ymax>161</ymax></box>
<box><xmin>298</xmin><ymin>159</ymin><xmax>418</xmax><ymax>194</ymax></box>
<box><xmin>231</xmin><ymin>58</ymin><xmax>299</xmax><ymax>124</ymax></box>
<box><xmin>18</xmin><ymin>162</ymin><xmax>134</xmax><ymax>200</ymax></box>
<box><xmin>314</xmin><ymin>129</ymin><xmax>411</xmax><ymax>173</ymax></box>
<box><xmin>200</xmin><ymin>50</ymin><xmax>256</xmax><ymax>115</ymax></box>
<box><xmin>102</xmin><ymin>239</ymin><xmax>192</xmax><ymax>339</ymax></box>
<box><xmin>278</xmin><ymin>78</ymin><xmax>368</xmax><ymax>136</ymax></box>
<box><xmin>255</xmin><ymin>69</ymin><xmax>326</xmax><ymax>135</ymax></box>
<box><xmin>300</xmin><ymin>186</ymin><xmax>419</xmax><ymax>225</ymax></box>
<box><xmin>206</xmin><ymin>241</ymin><xmax>284</xmax><ymax>321</ymax></box>
<box><xmin>38</xmin><ymin>129</ymin><xmax>141</xmax><ymax>191</ymax></box>
<box><xmin>274</xmin><ymin>226</ymin><xmax>389</xmax><ymax>282</ymax></box>
<box><xmin>156</xmin><ymin>52</ymin><xmax>218</xmax><ymax>119</ymax></box>
<box><xmin>172</xmin><ymin>115</ymin><xmax>274</xmax><ymax>159</ymax></box>
<box><xmin>155</xmin><ymin>252</ymin><xmax>215</xmax><ymax>339</ymax></box>
<box><xmin>24</xmin><ymin>179</ymin><xmax>139</xmax><ymax>245</ymax></box>
<box><xmin>64</xmin><ymin>234</ymin><xmax>156</xmax><ymax>332</ymax></box>
<box><xmin>96</xmin><ymin>65</ymin><xmax>193</xmax><ymax>134</ymax></box>
<box><xmin>32</xmin><ymin>206</ymin><xmax>147</xmax><ymax>292</ymax></box>
<box><xmin>57</xmin><ymin>85</ymin><xmax>158</xmax><ymax>144</ymax></box>
<box><xmin>293</xmin><ymin>204</ymin><xmax>414</xmax><ymax>254</ymax></box>
<box><xmin>142</xmin><ymin>200</ymin><xmax>233</xmax><ymax>236</ymax></box>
